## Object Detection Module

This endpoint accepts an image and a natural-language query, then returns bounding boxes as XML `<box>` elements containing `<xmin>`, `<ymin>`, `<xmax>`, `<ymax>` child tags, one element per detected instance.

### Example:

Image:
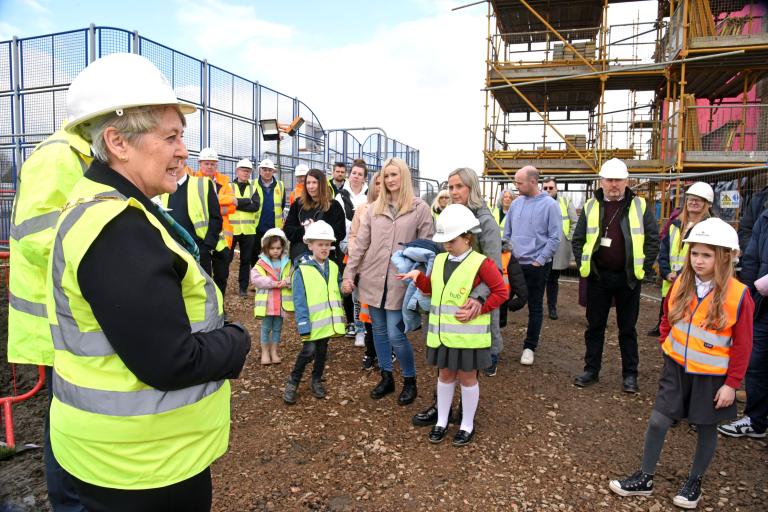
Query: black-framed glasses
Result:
<box><xmin>542</xmin><ymin>186</ymin><xmax>556</xmax><ymax>190</ymax></box>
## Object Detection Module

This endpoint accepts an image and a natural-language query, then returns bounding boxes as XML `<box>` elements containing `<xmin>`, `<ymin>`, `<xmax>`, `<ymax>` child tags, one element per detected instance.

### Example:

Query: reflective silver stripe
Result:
<box><xmin>634</xmin><ymin>258</ymin><xmax>645</xmax><ymax>265</ymax></box>
<box><xmin>429</xmin><ymin>305</ymin><xmax>461</xmax><ymax>315</ymax></box>
<box><xmin>9</xmin><ymin>210</ymin><xmax>60</xmax><ymax>240</ymax></box>
<box><xmin>312</xmin><ymin>316</ymin><xmax>342</xmax><ymax>329</ymax></box>
<box><xmin>329</xmin><ymin>300</ymin><xmax>344</xmax><ymax>310</ymax></box>
<box><xmin>673</xmin><ymin>322</ymin><xmax>732</xmax><ymax>348</ymax></box>
<box><xmin>197</xmin><ymin>178</ymin><xmax>208</xmax><ymax>226</ymax></box>
<box><xmin>193</xmin><ymin>221</ymin><xmax>208</xmax><ymax>229</ymax></box>
<box><xmin>427</xmin><ymin>323</ymin><xmax>490</xmax><ymax>335</ymax></box>
<box><xmin>51</xmin><ymin>324</ymin><xmax>115</xmax><ymax>356</ymax></box>
<box><xmin>586</xmin><ymin>227</ymin><xmax>598</xmax><ymax>235</ymax></box>
<box><xmin>9</xmin><ymin>293</ymin><xmax>47</xmax><ymax>318</ymax></box>
<box><xmin>669</xmin><ymin>340</ymin><xmax>728</xmax><ymax>370</ymax></box>
<box><xmin>229</xmin><ymin>220</ymin><xmax>254</xmax><ymax>225</ymax></box>
<box><xmin>582</xmin><ymin>254</ymin><xmax>591</xmax><ymax>261</ymax></box>
<box><xmin>222</xmin><ymin>230</ymin><xmax>233</xmax><ymax>237</ymax></box>
<box><xmin>53</xmin><ymin>370</ymin><xmax>223</xmax><ymax>417</ymax></box>
<box><xmin>308</xmin><ymin>303</ymin><xmax>331</xmax><ymax>314</ymax></box>
<box><xmin>631</xmin><ymin>227</ymin><xmax>644</xmax><ymax>234</ymax></box>
<box><xmin>631</xmin><ymin>197</ymin><xmax>644</xmax><ymax>235</ymax></box>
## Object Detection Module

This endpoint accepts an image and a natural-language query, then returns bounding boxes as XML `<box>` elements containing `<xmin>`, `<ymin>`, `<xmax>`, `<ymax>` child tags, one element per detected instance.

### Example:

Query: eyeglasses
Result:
<box><xmin>542</xmin><ymin>186</ymin><xmax>555</xmax><ymax>190</ymax></box>
<box><xmin>686</xmin><ymin>196</ymin><xmax>704</xmax><ymax>203</ymax></box>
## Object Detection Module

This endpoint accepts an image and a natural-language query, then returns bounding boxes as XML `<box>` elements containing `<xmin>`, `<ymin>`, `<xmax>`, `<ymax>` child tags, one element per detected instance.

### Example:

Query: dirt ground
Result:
<box><xmin>2</xmin><ymin>261</ymin><xmax>768</xmax><ymax>511</ymax></box>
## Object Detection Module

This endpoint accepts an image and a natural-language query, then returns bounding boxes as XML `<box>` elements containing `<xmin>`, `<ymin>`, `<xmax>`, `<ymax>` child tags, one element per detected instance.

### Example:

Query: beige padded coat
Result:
<box><xmin>343</xmin><ymin>197</ymin><xmax>434</xmax><ymax>310</ymax></box>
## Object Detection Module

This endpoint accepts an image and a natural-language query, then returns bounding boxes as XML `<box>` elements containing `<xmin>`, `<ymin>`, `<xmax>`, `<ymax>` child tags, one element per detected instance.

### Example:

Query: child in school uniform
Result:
<box><xmin>283</xmin><ymin>220</ymin><xmax>346</xmax><ymax>404</ymax></box>
<box><xmin>608</xmin><ymin>218</ymin><xmax>754</xmax><ymax>509</ymax></box>
<box><xmin>398</xmin><ymin>204</ymin><xmax>508</xmax><ymax>446</ymax></box>
<box><xmin>250</xmin><ymin>228</ymin><xmax>293</xmax><ymax>365</ymax></box>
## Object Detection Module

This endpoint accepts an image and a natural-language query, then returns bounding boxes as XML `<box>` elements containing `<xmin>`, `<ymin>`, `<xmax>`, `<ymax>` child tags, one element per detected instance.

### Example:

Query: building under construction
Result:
<box><xmin>483</xmin><ymin>0</ymin><xmax>768</xmax><ymax>212</ymax></box>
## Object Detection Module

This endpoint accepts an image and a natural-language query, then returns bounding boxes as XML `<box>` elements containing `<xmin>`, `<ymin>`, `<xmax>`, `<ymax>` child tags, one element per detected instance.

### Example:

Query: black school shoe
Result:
<box><xmin>672</xmin><ymin>475</ymin><xmax>702</xmax><ymax>509</ymax></box>
<box><xmin>622</xmin><ymin>375</ymin><xmax>639</xmax><ymax>394</ymax></box>
<box><xmin>452</xmin><ymin>429</ymin><xmax>474</xmax><ymax>446</ymax></box>
<box><xmin>573</xmin><ymin>370</ymin><xmax>599</xmax><ymax>388</ymax></box>
<box><xmin>428</xmin><ymin>426</ymin><xmax>448</xmax><ymax>444</ymax></box>
<box><xmin>608</xmin><ymin>470</ymin><xmax>654</xmax><ymax>497</ymax></box>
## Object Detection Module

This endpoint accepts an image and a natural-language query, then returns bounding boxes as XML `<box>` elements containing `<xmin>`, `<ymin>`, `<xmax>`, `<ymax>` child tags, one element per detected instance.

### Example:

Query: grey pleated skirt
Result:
<box><xmin>653</xmin><ymin>354</ymin><xmax>736</xmax><ymax>425</ymax></box>
<box><xmin>426</xmin><ymin>345</ymin><xmax>492</xmax><ymax>372</ymax></box>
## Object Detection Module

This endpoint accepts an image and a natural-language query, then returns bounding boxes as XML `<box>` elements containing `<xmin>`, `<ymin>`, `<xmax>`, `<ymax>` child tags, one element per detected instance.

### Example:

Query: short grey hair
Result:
<box><xmin>448</xmin><ymin>167</ymin><xmax>484</xmax><ymax>210</ymax></box>
<box><xmin>495</xmin><ymin>189</ymin><xmax>515</xmax><ymax>209</ymax></box>
<box><xmin>81</xmin><ymin>105</ymin><xmax>186</xmax><ymax>163</ymax></box>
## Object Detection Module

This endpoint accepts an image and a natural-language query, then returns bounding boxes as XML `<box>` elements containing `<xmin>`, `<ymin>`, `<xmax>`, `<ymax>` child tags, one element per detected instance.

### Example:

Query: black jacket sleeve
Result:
<box><xmin>739</xmin><ymin>190</ymin><xmax>768</xmax><ymax>253</ymax></box>
<box><xmin>741</xmin><ymin>211</ymin><xmax>767</xmax><ymax>287</ymax></box>
<box><xmin>78</xmin><ymin>208</ymin><xmax>250</xmax><ymax>391</ymax></box>
<box><xmin>571</xmin><ymin>209</ymin><xmax>588</xmax><ymax>269</ymax></box>
<box><xmin>322</xmin><ymin>201</ymin><xmax>348</xmax><ymax>248</ymax></box>
<box><xmin>506</xmin><ymin>254</ymin><xmax>528</xmax><ymax>311</ymax></box>
<box><xmin>658</xmin><ymin>225</ymin><xmax>672</xmax><ymax>277</ymax></box>
<box><xmin>642</xmin><ymin>202</ymin><xmax>660</xmax><ymax>276</ymax></box>
<box><xmin>204</xmin><ymin>185</ymin><xmax>223</xmax><ymax>250</ymax></box>
<box><xmin>235</xmin><ymin>183</ymin><xmax>261</xmax><ymax>212</ymax></box>
<box><xmin>283</xmin><ymin>200</ymin><xmax>305</xmax><ymax>245</ymax></box>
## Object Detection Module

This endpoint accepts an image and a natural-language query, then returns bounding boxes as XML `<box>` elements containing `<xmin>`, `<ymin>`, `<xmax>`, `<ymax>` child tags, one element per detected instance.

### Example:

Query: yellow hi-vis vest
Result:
<box><xmin>253</xmin><ymin>259</ymin><xmax>294</xmax><ymax>317</ymax></box>
<box><xmin>426</xmin><ymin>251</ymin><xmax>492</xmax><ymax>349</ymax></box>
<box><xmin>662</xmin><ymin>223</ymin><xmax>688</xmax><ymax>297</ymax></box>
<box><xmin>159</xmin><ymin>175</ymin><xmax>212</xmax><ymax>242</ymax></box>
<box><xmin>47</xmin><ymin>177</ymin><xmax>230</xmax><ymax>490</ymax></box>
<box><xmin>579</xmin><ymin>196</ymin><xmax>647</xmax><ymax>281</ymax></box>
<box><xmin>230</xmin><ymin>180</ymin><xmax>257</xmax><ymax>236</ymax></box>
<box><xmin>661</xmin><ymin>277</ymin><xmax>747</xmax><ymax>376</ymax></box>
<box><xmin>296</xmin><ymin>261</ymin><xmax>345</xmax><ymax>341</ymax></box>
<box><xmin>491</xmin><ymin>207</ymin><xmax>505</xmax><ymax>237</ymax></box>
<box><xmin>8</xmin><ymin>129</ymin><xmax>92</xmax><ymax>365</ymax></box>
<box><xmin>255</xmin><ymin>179</ymin><xmax>285</xmax><ymax>229</ymax></box>
<box><xmin>558</xmin><ymin>196</ymin><xmax>571</xmax><ymax>239</ymax></box>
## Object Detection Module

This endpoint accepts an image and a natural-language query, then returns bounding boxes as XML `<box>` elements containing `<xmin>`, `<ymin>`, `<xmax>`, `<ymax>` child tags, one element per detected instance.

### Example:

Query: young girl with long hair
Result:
<box><xmin>609</xmin><ymin>218</ymin><xmax>754</xmax><ymax>510</ymax></box>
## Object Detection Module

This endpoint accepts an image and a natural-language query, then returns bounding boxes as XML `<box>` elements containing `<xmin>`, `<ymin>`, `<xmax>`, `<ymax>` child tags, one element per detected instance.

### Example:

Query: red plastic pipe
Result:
<box><xmin>1</xmin><ymin>366</ymin><xmax>46</xmax><ymax>449</ymax></box>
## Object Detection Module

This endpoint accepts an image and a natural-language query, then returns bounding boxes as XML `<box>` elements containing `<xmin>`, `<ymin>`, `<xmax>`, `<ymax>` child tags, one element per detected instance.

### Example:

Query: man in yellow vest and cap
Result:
<box><xmin>8</xmin><ymin>128</ymin><xmax>90</xmax><ymax>509</ymax></box>
<box><xmin>572</xmin><ymin>158</ymin><xmax>659</xmax><ymax>393</ymax></box>
<box><xmin>229</xmin><ymin>158</ymin><xmax>261</xmax><ymax>296</ymax></box>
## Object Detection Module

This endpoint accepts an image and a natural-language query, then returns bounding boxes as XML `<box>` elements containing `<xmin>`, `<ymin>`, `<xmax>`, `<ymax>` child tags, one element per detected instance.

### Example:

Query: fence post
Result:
<box><xmin>201</xmin><ymin>59</ymin><xmax>209</xmax><ymax>148</ymax></box>
<box><xmin>11</xmin><ymin>37</ymin><xmax>22</xmax><ymax>184</ymax></box>
<box><xmin>132</xmin><ymin>30</ymin><xmax>139</xmax><ymax>54</ymax></box>
<box><xmin>88</xmin><ymin>24</ymin><xmax>96</xmax><ymax>63</ymax></box>
<box><xmin>254</xmin><ymin>82</ymin><xmax>260</xmax><ymax>160</ymax></box>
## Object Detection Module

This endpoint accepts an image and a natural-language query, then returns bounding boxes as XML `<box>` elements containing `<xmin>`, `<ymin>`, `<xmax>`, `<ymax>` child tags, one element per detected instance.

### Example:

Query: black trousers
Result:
<box><xmin>290</xmin><ymin>338</ymin><xmax>329</xmax><ymax>384</ymax></box>
<box><xmin>546</xmin><ymin>268</ymin><xmax>561</xmax><ymax>310</ymax></box>
<box><xmin>211</xmin><ymin>248</ymin><xmax>230</xmax><ymax>297</ymax></box>
<box><xmin>584</xmin><ymin>270</ymin><xmax>641</xmax><ymax>377</ymax></box>
<box><xmin>364</xmin><ymin>322</ymin><xmax>376</xmax><ymax>358</ymax></box>
<box><xmin>521</xmin><ymin>262</ymin><xmax>551</xmax><ymax>351</ymax></box>
<box><xmin>229</xmin><ymin>234</ymin><xmax>256</xmax><ymax>292</ymax></box>
<box><xmin>198</xmin><ymin>247</ymin><xmax>213</xmax><ymax>278</ymax></box>
<box><xmin>70</xmin><ymin>467</ymin><xmax>212</xmax><ymax>512</ymax></box>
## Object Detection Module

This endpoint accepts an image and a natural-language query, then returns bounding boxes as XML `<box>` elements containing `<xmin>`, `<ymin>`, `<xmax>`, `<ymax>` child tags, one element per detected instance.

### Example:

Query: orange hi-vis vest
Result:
<box><xmin>501</xmin><ymin>251</ymin><xmax>511</xmax><ymax>292</ymax></box>
<box><xmin>196</xmin><ymin>171</ymin><xmax>235</xmax><ymax>249</ymax></box>
<box><xmin>289</xmin><ymin>183</ymin><xmax>304</xmax><ymax>206</ymax></box>
<box><xmin>661</xmin><ymin>276</ymin><xmax>747</xmax><ymax>376</ymax></box>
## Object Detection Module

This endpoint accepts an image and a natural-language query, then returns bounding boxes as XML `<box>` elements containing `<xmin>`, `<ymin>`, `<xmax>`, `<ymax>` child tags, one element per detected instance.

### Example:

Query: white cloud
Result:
<box><xmin>0</xmin><ymin>21</ymin><xmax>22</xmax><ymax>41</ymax></box>
<box><xmin>177</xmin><ymin>0</ymin><xmax>487</xmax><ymax>183</ymax></box>
<box><xmin>21</xmin><ymin>0</ymin><xmax>50</xmax><ymax>15</ymax></box>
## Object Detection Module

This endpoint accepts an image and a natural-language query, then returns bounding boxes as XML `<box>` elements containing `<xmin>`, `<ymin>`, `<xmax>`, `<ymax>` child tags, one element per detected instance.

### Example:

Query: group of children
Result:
<box><xmin>250</xmin><ymin>204</ymin><xmax>753</xmax><ymax>510</ymax></box>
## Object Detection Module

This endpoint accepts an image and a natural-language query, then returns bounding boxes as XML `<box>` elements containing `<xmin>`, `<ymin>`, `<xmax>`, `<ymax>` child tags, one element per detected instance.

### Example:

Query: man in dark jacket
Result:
<box><xmin>571</xmin><ymin>159</ymin><xmax>659</xmax><ymax>393</ymax></box>
<box><xmin>738</xmin><ymin>185</ymin><xmax>768</xmax><ymax>253</ymax></box>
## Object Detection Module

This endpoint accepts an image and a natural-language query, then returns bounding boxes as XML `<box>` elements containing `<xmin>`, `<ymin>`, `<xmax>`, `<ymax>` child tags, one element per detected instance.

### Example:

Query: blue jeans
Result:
<box><xmin>44</xmin><ymin>366</ymin><xmax>86</xmax><ymax>511</ymax></box>
<box><xmin>745</xmin><ymin>308</ymin><xmax>768</xmax><ymax>433</ymax></box>
<box><xmin>368</xmin><ymin>305</ymin><xmax>416</xmax><ymax>377</ymax></box>
<box><xmin>260</xmin><ymin>315</ymin><xmax>283</xmax><ymax>344</ymax></box>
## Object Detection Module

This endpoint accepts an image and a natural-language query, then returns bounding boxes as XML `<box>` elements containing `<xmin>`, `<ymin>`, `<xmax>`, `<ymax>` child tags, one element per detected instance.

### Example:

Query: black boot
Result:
<box><xmin>398</xmin><ymin>377</ymin><xmax>417</xmax><ymax>405</ymax></box>
<box><xmin>370</xmin><ymin>370</ymin><xmax>395</xmax><ymax>399</ymax></box>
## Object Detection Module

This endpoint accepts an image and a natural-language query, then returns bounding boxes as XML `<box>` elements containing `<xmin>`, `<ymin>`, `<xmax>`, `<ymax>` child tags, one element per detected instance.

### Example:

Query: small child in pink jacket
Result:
<box><xmin>250</xmin><ymin>228</ymin><xmax>293</xmax><ymax>365</ymax></box>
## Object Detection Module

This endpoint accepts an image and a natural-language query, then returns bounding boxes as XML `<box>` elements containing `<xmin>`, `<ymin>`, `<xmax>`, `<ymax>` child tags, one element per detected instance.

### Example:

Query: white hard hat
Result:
<box><xmin>433</xmin><ymin>204</ymin><xmax>480</xmax><ymax>243</ymax></box>
<box><xmin>262</xmin><ymin>227</ymin><xmax>289</xmax><ymax>246</ymax></box>
<box><xmin>683</xmin><ymin>217</ymin><xmax>739</xmax><ymax>251</ymax></box>
<box><xmin>303</xmin><ymin>220</ymin><xmax>336</xmax><ymax>243</ymax></box>
<box><xmin>599</xmin><ymin>158</ymin><xmax>629</xmax><ymax>179</ymax></box>
<box><xmin>686</xmin><ymin>182</ymin><xmax>714</xmax><ymax>203</ymax></box>
<box><xmin>236</xmin><ymin>158</ymin><xmax>253</xmax><ymax>170</ymax></box>
<box><xmin>65</xmin><ymin>53</ymin><xmax>196</xmax><ymax>131</ymax></box>
<box><xmin>199</xmin><ymin>147</ymin><xmax>218</xmax><ymax>162</ymax></box>
<box><xmin>259</xmin><ymin>158</ymin><xmax>276</xmax><ymax>170</ymax></box>
<box><xmin>295</xmin><ymin>163</ymin><xmax>309</xmax><ymax>177</ymax></box>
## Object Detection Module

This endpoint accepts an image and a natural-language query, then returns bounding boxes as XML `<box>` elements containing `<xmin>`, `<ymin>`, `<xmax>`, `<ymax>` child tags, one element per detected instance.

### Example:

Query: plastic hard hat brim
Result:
<box><xmin>64</xmin><ymin>101</ymin><xmax>196</xmax><ymax>132</ymax></box>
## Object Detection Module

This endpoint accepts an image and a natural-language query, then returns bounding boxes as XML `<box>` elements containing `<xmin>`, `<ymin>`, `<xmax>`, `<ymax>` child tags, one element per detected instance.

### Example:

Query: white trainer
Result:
<box><xmin>717</xmin><ymin>415</ymin><xmax>767</xmax><ymax>438</ymax></box>
<box><xmin>520</xmin><ymin>348</ymin><xmax>534</xmax><ymax>366</ymax></box>
<box><xmin>354</xmin><ymin>332</ymin><xmax>366</xmax><ymax>347</ymax></box>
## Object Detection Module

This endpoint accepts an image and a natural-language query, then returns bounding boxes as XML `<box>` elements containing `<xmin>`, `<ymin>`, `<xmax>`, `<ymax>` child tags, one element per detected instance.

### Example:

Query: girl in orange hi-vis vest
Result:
<box><xmin>609</xmin><ymin>218</ymin><xmax>753</xmax><ymax>510</ymax></box>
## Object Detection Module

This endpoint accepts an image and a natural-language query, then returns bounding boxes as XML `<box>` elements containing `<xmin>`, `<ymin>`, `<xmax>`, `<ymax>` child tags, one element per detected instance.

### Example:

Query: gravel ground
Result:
<box><xmin>2</xmin><ymin>261</ymin><xmax>768</xmax><ymax>511</ymax></box>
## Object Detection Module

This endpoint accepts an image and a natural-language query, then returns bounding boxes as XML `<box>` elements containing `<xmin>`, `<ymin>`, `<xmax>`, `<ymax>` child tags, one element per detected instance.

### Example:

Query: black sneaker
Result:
<box><xmin>483</xmin><ymin>354</ymin><xmax>498</xmax><ymax>377</ymax></box>
<box><xmin>283</xmin><ymin>381</ymin><xmax>298</xmax><ymax>405</ymax></box>
<box><xmin>345</xmin><ymin>323</ymin><xmax>356</xmax><ymax>338</ymax></box>
<box><xmin>608</xmin><ymin>470</ymin><xmax>654</xmax><ymax>497</ymax></box>
<box><xmin>672</xmin><ymin>475</ymin><xmax>702</xmax><ymax>509</ymax></box>
<box><xmin>310</xmin><ymin>380</ymin><xmax>326</xmax><ymax>399</ymax></box>
<box><xmin>361</xmin><ymin>355</ymin><xmax>377</xmax><ymax>371</ymax></box>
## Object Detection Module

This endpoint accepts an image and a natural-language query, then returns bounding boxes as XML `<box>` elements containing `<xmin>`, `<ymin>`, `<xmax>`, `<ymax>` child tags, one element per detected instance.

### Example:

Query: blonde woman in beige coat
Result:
<box><xmin>343</xmin><ymin>158</ymin><xmax>434</xmax><ymax>405</ymax></box>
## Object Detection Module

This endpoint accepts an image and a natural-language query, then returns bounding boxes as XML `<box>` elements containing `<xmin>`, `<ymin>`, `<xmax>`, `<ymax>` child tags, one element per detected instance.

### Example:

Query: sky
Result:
<box><xmin>0</xmin><ymin>0</ymin><xmax>489</xmax><ymax>183</ymax></box>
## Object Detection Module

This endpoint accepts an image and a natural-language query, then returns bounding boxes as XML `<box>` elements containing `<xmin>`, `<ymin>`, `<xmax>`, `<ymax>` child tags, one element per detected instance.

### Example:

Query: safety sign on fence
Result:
<box><xmin>719</xmin><ymin>190</ymin><xmax>741</xmax><ymax>209</ymax></box>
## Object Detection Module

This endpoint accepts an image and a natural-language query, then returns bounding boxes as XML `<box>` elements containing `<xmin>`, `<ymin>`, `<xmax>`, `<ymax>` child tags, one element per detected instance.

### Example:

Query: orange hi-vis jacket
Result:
<box><xmin>661</xmin><ymin>276</ymin><xmax>747</xmax><ymax>376</ymax></box>
<box><xmin>289</xmin><ymin>183</ymin><xmax>304</xmax><ymax>206</ymax></box>
<box><xmin>196</xmin><ymin>170</ymin><xmax>235</xmax><ymax>249</ymax></box>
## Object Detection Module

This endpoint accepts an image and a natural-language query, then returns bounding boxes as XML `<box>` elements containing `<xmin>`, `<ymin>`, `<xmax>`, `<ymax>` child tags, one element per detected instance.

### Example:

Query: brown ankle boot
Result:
<box><xmin>261</xmin><ymin>345</ymin><xmax>272</xmax><ymax>365</ymax></box>
<box><xmin>270</xmin><ymin>344</ymin><xmax>281</xmax><ymax>364</ymax></box>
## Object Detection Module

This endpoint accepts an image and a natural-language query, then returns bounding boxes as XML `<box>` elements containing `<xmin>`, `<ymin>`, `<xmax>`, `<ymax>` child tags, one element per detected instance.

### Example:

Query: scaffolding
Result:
<box><xmin>484</xmin><ymin>0</ymin><xmax>768</xmax><ymax>184</ymax></box>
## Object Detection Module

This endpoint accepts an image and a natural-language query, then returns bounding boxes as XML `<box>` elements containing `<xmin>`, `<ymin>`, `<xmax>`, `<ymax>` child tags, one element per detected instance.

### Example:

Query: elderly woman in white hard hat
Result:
<box><xmin>48</xmin><ymin>53</ymin><xmax>250</xmax><ymax>511</ymax></box>
<box><xmin>230</xmin><ymin>158</ymin><xmax>262</xmax><ymax>296</ymax></box>
<box><xmin>610</xmin><ymin>218</ymin><xmax>753</xmax><ymax>510</ymax></box>
<box><xmin>398</xmin><ymin>204</ymin><xmax>508</xmax><ymax>446</ymax></box>
<box><xmin>648</xmin><ymin>181</ymin><xmax>715</xmax><ymax>336</ymax></box>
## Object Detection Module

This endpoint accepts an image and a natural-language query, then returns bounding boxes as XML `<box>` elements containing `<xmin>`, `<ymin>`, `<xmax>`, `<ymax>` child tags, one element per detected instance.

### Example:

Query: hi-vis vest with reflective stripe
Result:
<box><xmin>662</xmin><ymin>223</ymin><xmax>688</xmax><ymax>298</ymax></box>
<box><xmin>253</xmin><ymin>259</ymin><xmax>294</xmax><ymax>317</ymax></box>
<box><xmin>159</xmin><ymin>175</ymin><xmax>212</xmax><ymax>241</ymax></box>
<box><xmin>579</xmin><ymin>196</ymin><xmax>647</xmax><ymax>280</ymax></box>
<box><xmin>558</xmin><ymin>196</ymin><xmax>571</xmax><ymax>238</ymax></box>
<box><xmin>47</xmin><ymin>177</ymin><xmax>230</xmax><ymax>490</ymax></box>
<box><xmin>427</xmin><ymin>252</ymin><xmax>492</xmax><ymax>349</ymax></box>
<box><xmin>661</xmin><ymin>277</ymin><xmax>746</xmax><ymax>376</ymax></box>
<box><xmin>230</xmin><ymin>180</ymin><xmax>257</xmax><ymax>236</ymax></box>
<box><xmin>297</xmin><ymin>261</ymin><xmax>345</xmax><ymax>341</ymax></box>
<box><xmin>491</xmin><ymin>207</ymin><xmax>505</xmax><ymax>236</ymax></box>
<box><xmin>255</xmin><ymin>179</ymin><xmax>285</xmax><ymax>229</ymax></box>
<box><xmin>8</xmin><ymin>129</ymin><xmax>92</xmax><ymax>366</ymax></box>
